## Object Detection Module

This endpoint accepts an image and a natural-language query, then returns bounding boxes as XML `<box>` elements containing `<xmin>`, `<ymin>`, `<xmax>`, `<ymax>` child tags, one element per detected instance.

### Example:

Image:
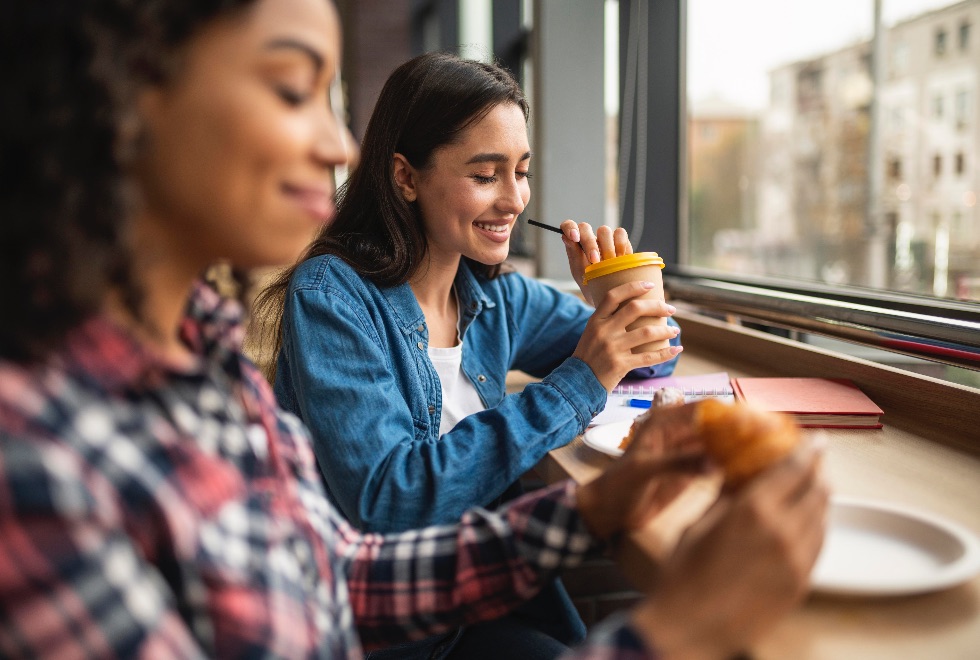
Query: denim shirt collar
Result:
<box><xmin>378</xmin><ymin>260</ymin><xmax>497</xmax><ymax>338</ymax></box>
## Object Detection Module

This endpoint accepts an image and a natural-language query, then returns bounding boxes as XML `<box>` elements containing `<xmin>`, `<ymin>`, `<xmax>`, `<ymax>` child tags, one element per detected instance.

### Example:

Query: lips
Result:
<box><xmin>474</xmin><ymin>220</ymin><xmax>512</xmax><ymax>243</ymax></box>
<box><xmin>283</xmin><ymin>184</ymin><xmax>334</xmax><ymax>224</ymax></box>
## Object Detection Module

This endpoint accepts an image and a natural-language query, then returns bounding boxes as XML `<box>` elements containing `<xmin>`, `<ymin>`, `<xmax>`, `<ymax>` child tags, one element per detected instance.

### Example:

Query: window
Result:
<box><xmin>955</xmin><ymin>89</ymin><xmax>970</xmax><ymax>127</ymax></box>
<box><xmin>891</xmin><ymin>40</ymin><xmax>909</xmax><ymax>77</ymax></box>
<box><xmin>668</xmin><ymin>0</ymin><xmax>980</xmax><ymax>385</ymax></box>
<box><xmin>680</xmin><ymin>0</ymin><xmax>979</xmax><ymax>302</ymax></box>
<box><xmin>960</xmin><ymin>21</ymin><xmax>971</xmax><ymax>50</ymax></box>
<box><xmin>888</xmin><ymin>157</ymin><xmax>902</xmax><ymax>180</ymax></box>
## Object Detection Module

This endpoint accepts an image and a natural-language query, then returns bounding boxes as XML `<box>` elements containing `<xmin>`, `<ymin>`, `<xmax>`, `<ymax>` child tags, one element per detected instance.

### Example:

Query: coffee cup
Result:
<box><xmin>583</xmin><ymin>252</ymin><xmax>668</xmax><ymax>354</ymax></box>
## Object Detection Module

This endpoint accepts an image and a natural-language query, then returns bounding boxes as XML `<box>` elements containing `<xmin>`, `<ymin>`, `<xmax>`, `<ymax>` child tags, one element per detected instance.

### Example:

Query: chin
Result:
<box><xmin>476</xmin><ymin>245</ymin><xmax>511</xmax><ymax>265</ymax></box>
<box><xmin>472</xmin><ymin>253</ymin><xmax>509</xmax><ymax>267</ymax></box>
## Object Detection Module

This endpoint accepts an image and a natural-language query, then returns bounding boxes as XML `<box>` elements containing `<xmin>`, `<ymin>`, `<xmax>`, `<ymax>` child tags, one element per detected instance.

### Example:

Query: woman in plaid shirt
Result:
<box><xmin>0</xmin><ymin>0</ymin><xmax>827</xmax><ymax>658</ymax></box>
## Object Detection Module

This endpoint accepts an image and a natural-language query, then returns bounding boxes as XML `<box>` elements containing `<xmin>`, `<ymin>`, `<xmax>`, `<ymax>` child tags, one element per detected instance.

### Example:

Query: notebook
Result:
<box><xmin>591</xmin><ymin>372</ymin><xmax>734</xmax><ymax>426</ymax></box>
<box><xmin>730</xmin><ymin>377</ymin><xmax>883</xmax><ymax>429</ymax></box>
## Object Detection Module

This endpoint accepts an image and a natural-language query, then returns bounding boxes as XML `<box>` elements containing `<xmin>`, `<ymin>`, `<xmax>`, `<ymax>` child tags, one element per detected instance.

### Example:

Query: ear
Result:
<box><xmin>392</xmin><ymin>153</ymin><xmax>418</xmax><ymax>203</ymax></box>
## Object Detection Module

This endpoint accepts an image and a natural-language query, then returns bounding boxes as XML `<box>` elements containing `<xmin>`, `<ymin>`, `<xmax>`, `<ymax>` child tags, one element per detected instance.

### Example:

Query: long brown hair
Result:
<box><xmin>251</xmin><ymin>52</ymin><xmax>528</xmax><ymax>379</ymax></box>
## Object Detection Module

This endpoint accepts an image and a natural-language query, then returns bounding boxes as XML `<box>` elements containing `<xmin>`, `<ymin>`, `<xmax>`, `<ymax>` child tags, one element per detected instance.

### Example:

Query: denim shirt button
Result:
<box><xmin>428</xmin><ymin>405</ymin><xmax>435</xmax><ymax>414</ymax></box>
<box><xmin>417</xmin><ymin>324</ymin><xmax>425</xmax><ymax>332</ymax></box>
<box><xmin>477</xmin><ymin>374</ymin><xmax>487</xmax><ymax>382</ymax></box>
<box><xmin>417</xmin><ymin>341</ymin><xmax>424</xmax><ymax>350</ymax></box>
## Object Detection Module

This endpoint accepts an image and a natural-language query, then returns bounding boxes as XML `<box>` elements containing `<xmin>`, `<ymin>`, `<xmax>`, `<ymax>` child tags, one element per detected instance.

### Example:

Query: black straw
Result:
<box><xmin>527</xmin><ymin>218</ymin><xmax>563</xmax><ymax>235</ymax></box>
<box><xmin>527</xmin><ymin>218</ymin><xmax>589</xmax><ymax>254</ymax></box>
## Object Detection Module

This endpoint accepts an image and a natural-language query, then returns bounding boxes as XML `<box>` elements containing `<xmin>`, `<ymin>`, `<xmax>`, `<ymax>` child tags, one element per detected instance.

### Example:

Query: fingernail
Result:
<box><xmin>666</xmin><ymin>304</ymin><xmax>676</xmax><ymax>314</ymax></box>
<box><xmin>671</xmin><ymin>326</ymin><xmax>680</xmax><ymax>336</ymax></box>
<box><xmin>590</xmin><ymin>249</ymin><xmax>600</xmax><ymax>263</ymax></box>
<box><xmin>668</xmin><ymin>345</ymin><xmax>683</xmax><ymax>356</ymax></box>
<box><xmin>571</xmin><ymin>229</ymin><xmax>580</xmax><ymax>241</ymax></box>
<box><xmin>641</xmin><ymin>281</ymin><xmax>656</xmax><ymax>289</ymax></box>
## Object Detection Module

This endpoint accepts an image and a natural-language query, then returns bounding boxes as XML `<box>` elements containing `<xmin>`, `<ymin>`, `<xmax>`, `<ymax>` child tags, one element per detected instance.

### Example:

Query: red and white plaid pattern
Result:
<box><xmin>0</xmin><ymin>282</ymin><xmax>652</xmax><ymax>658</ymax></box>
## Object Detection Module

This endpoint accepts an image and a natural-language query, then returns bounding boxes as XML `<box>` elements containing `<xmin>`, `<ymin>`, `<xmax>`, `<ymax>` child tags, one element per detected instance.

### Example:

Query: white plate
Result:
<box><xmin>811</xmin><ymin>497</ymin><xmax>980</xmax><ymax>597</ymax></box>
<box><xmin>582</xmin><ymin>420</ymin><xmax>633</xmax><ymax>457</ymax></box>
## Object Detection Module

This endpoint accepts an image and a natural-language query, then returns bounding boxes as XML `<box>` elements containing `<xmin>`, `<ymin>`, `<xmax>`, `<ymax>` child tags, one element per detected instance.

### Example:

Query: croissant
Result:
<box><xmin>694</xmin><ymin>398</ymin><xmax>801</xmax><ymax>486</ymax></box>
<box><xmin>618</xmin><ymin>397</ymin><xmax>800</xmax><ymax>486</ymax></box>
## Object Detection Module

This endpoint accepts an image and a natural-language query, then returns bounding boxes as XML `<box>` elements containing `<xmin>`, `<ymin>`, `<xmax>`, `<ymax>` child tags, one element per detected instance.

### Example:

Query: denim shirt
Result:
<box><xmin>274</xmin><ymin>255</ymin><xmax>680</xmax><ymax>533</ymax></box>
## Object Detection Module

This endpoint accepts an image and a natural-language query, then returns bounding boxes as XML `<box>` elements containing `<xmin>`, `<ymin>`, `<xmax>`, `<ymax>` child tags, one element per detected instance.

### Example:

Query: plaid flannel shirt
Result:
<box><xmin>0</xmin><ymin>282</ymin><xmax>651</xmax><ymax>658</ymax></box>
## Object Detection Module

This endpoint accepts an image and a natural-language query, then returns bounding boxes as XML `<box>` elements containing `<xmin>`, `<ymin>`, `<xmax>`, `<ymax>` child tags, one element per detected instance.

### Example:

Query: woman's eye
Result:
<box><xmin>473</xmin><ymin>174</ymin><xmax>497</xmax><ymax>184</ymax></box>
<box><xmin>517</xmin><ymin>171</ymin><xmax>532</xmax><ymax>180</ymax></box>
<box><xmin>276</xmin><ymin>85</ymin><xmax>308</xmax><ymax>107</ymax></box>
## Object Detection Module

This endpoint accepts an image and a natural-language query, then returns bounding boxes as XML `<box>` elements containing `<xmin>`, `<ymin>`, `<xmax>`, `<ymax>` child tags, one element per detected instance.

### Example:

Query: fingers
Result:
<box><xmin>626</xmin><ymin>412</ymin><xmax>697</xmax><ymax>460</ymax></box>
<box><xmin>559</xmin><ymin>220</ymin><xmax>634</xmax><ymax>264</ymax></box>
<box><xmin>777</xmin><ymin>436</ymin><xmax>830</xmax><ymax>569</ymax></box>
<box><xmin>596</xmin><ymin>226</ymin><xmax>617</xmax><ymax>260</ymax></box>
<box><xmin>594</xmin><ymin>281</ymin><xmax>671</xmax><ymax>317</ymax></box>
<box><xmin>576</xmin><ymin>223</ymin><xmax>601</xmax><ymax>264</ymax></box>
<box><xmin>728</xmin><ymin>436</ymin><xmax>829</xmax><ymax>590</ymax></box>
<box><xmin>559</xmin><ymin>219</ymin><xmax>581</xmax><ymax>243</ymax></box>
<box><xmin>613</xmin><ymin>227</ymin><xmax>633</xmax><ymax>256</ymax></box>
<box><xmin>745</xmin><ymin>434</ymin><xmax>826</xmax><ymax>507</ymax></box>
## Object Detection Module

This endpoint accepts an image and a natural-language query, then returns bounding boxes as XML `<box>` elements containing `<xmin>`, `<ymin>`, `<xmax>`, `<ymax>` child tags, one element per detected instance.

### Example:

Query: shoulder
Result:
<box><xmin>289</xmin><ymin>254</ymin><xmax>373</xmax><ymax>295</ymax></box>
<box><xmin>281</xmin><ymin>257</ymin><xmax>386</xmax><ymax>335</ymax></box>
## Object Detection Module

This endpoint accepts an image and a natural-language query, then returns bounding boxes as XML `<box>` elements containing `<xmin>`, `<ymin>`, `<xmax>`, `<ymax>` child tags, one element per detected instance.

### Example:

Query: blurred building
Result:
<box><xmin>756</xmin><ymin>0</ymin><xmax>979</xmax><ymax>297</ymax></box>
<box><xmin>759</xmin><ymin>41</ymin><xmax>873</xmax><ymax>285</ymax></box>
<box><xmin>686</xmin><ymin>97</ymin><xmax>759</xmax><ymax>272</ymax></box>
<box><xmin>881</xmin><ymin>0</ymin><xmax>980</xmax><ymax>298</ymax></box>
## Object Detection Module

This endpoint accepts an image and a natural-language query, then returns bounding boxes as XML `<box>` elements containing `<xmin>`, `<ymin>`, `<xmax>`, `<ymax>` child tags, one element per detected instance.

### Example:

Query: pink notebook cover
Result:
<box><xmin>731</xmin><ymin>377</ymin><xmax>883</xmax><ymax>429</ymax></box>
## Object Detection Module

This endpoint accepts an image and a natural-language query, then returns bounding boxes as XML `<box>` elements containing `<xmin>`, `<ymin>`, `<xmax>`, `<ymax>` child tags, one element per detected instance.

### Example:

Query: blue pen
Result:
<box><xmin>627</xmin><ymin>398</ymin><xmax>652</xmax><ymax>409</ymax></box>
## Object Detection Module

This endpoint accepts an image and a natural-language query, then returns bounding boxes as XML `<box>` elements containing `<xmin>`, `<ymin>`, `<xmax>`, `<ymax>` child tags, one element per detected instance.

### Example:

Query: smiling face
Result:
<box><xmin>134</xmin><ymin>0</ymin><xmax>346</xmax><ymax>271</ymax></box>
<box><xmin>402</xmin><ymin>102</ymin><xmax>531</xmax><ymax>269</ymax></box>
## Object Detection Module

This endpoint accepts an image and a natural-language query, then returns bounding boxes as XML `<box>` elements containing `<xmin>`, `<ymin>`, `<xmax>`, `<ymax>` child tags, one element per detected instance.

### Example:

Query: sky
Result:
<box><xmin>686</xmin><ymin>0</ymin><xmax>958</xmax><ymax>111</ymax></box>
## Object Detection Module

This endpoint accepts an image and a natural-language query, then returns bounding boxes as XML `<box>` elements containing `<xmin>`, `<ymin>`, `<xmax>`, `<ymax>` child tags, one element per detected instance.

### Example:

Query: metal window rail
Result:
<box><xmin>665</xmin><ymin>273</ymin><xmax>980</xmax><ymax>371</ymax></box>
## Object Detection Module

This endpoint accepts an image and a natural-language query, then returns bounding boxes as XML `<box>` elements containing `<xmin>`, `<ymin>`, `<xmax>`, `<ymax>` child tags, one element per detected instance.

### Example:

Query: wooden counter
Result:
<box><xmin>535</xmin><ymin>308</ymin><xmax>980</xmax><ymax>660</ymax></box>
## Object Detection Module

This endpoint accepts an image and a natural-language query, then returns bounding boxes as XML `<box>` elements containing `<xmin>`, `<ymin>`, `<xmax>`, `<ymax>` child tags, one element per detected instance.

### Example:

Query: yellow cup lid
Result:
<box><xmin>582</xmin><ymin>252</ymin><xmax>665</xmax><ymax>285</ymax></box>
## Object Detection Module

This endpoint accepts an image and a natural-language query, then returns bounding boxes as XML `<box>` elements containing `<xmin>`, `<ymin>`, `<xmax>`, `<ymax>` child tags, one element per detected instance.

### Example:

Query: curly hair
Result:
<box><xmin>0</xmin><ymin>0</ymin><xmax>259</xmax><ymax>363</ymax></box>
<box><xmin>251</xmin><ymin>52</ymin><xmax>528</xmax><ymax>380</ymax></box>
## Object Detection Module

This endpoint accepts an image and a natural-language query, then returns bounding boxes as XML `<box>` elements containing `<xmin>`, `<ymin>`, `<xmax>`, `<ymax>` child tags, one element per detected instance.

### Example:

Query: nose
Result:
<box><xmin>312</xmin><ymin>105</ymin><xmax>350</xmax><ymax>171</ymax></box>
<box><xmin>497</xmin><ymin>173</ymin><xmax>527</xmax><ymax>216</ymax></box>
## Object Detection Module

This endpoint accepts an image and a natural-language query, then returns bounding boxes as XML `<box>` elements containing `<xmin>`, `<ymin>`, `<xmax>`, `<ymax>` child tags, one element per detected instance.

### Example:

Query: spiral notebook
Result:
<box><xmin>591</xmin><ymin>372</ymin><xmax>733</xmax><ymax>426</ymax></box>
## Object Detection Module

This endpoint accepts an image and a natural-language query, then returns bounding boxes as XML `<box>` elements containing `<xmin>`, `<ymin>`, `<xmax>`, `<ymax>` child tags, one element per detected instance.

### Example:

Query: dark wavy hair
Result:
<box><xmin>0</xmin><ymin>0</ymin><xmax>260</xmax><ymax>363</ymax></box>
<box><xmin>252</xmin><ymin>52</ymin><xmax>529</xmax><ymax>377</ymax></box>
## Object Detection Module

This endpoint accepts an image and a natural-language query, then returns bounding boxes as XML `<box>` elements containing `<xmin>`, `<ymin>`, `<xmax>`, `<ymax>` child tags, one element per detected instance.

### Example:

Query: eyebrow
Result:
<box><xmin>264</xmin><ymin>37</ymin><xmax>325</xmax><ymax>73</ymax></box>
<box><xmin>465</xmin><ymin>151</ymin><xmax>533</xmax><ymax>165</ymax></box>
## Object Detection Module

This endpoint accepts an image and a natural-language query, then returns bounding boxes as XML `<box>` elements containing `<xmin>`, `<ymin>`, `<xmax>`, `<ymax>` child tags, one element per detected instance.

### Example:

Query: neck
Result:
<box><xmin>410</xmin><ymin>253</ymin><xmax>461</xmax><ymax>348</ymax></box>
<box><xmin>106</xmin><ymin>211</ymin><xmax>207</xmax><ymax>366</ymax></box>
<box><xmin>409</xmin><ymin>253</ymin><xmax>460</xmax><ymax>313</ymax></box>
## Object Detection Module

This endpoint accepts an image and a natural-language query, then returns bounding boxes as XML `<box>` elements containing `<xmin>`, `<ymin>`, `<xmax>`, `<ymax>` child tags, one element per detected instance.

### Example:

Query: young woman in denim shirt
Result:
<box><xmin>257</xmin><ymin>52</ymin><xmax>683</xmax><ymax>659</ymax></box>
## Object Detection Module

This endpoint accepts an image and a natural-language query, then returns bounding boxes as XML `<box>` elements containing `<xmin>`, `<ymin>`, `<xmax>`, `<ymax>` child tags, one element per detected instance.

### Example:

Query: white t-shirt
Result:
<box><xmin>427</xmin><ymin>286</ymin><xmax>486</xmax><ymax>436</ymax></box>
<box><xmin>428</xmin><ymin>342</ymin><xmax>486</xmax><ymax>437</ymax></box>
